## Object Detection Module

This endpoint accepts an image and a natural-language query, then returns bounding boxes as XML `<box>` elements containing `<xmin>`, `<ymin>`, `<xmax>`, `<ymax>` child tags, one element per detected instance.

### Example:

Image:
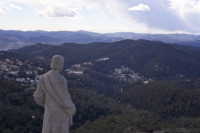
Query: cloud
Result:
<box><xmin>124</xmin><ymin>0</ymin><xmax>200</xmax><ymax>33</ymax></box>
<box><xmin>38</xmin><ymin>6</ymin><xmax>77</xmax><ymax>18</ymax></box>
<box><xmin>128</xmin><ymin>4</ymin><xmax>150</xmax><ymax>11</ymax></box>
<box><xmin>10</xmin><ymin>4</ymin><xmax>22</xmax><ymax>10</ymax></box>
<box><xmin>1</xmin><ymin>0</ymin><xmax>200</xmax><ymax>33</ymax></box>
<box><xmin>168</xmin><ymin>0</ymin><xmax>200</xmax><ymax>31</ymax></box>
<box><xmin>0</xmin><ymin>0</ymin><xmax>126</xmax><ymax>18</ymax></box>
<box><xmin>169</xmin><ymin>0</ymin><xmax>200</xmax><ymax>18</ymax></box>
<box><xmin>0</xmin><ymin>9</ymin><xmax>5</xmax><ymax>14</ymax></box>
<box><xmin>10</xmin><ymin>0</ymin><xmax>93</xmax><ymax>18</ymax></box>
<box><xmin>0</xmin><ymin>7</ymin><xmax>9</xmax><ymax>14</ymax></box>
<box><xmin>0</xmin><ymin>4</ymin><xmax>22</xmax><ymax>15</ymax></box>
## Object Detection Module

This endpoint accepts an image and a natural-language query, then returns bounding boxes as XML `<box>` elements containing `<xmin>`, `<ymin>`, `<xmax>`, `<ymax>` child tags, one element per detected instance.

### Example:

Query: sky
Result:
<box><xmin>0</xmin><ymin>0</ymin><xmax>200</xmax><ymax>34</ymax></box>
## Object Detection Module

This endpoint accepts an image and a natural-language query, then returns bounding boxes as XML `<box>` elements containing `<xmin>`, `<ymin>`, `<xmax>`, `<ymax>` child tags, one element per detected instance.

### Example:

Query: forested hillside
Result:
<box><xmin>121</xmin><ymin>82</ymin><xmax>200</xmax><ymax>118</ymax></box>
<box><xmin>1</xmin><ymin>39</ymin><xmax>200</xmax><ymax>132</ymax></box>
<box><xmin>13</xmin><ymin>39</ymin><xmax>200</xmax><ymax>78</ymax></box>
<box><xmin>0</xmin><ymin>79</ymin><xmax>172</xmax><ymax>133</ymax></box>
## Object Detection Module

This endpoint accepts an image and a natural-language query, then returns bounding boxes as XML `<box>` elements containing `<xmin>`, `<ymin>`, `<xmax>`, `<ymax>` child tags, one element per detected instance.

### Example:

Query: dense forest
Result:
<box><xmin>13</xmin><ymin>39</ymin><xmax>200</xmax><ymax>78</ymax></box>
<box><xmin>121</xmin><ymin>82</ymin><xmax>200</xmax><ymax>118</ymax></box>
<box><xmin>1</xmin><ymin>39</ymin><xmax>200</xmax><ymax>132</ymax></box>
<box><xmin>0</xmin><ymin>79</ymin><xmax>169</xmax><ymax>133</ymax></box>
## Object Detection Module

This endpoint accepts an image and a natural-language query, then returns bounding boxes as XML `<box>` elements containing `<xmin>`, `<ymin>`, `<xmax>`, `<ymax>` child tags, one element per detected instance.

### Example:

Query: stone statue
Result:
<box><xmin>33</xmin><ymin>55</ymin><xmax>76</xmax><ymax>133</ymax></box>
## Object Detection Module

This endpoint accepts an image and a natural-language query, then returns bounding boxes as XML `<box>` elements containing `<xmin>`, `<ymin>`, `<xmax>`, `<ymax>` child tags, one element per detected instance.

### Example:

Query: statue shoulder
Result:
<box><xmin>39</xmin><ymin>71</ymin><xmax>50</xmax><ymax>80</ymax></box>
<box><xmin>38</xmin><ymin>70</ymin><xmax>67</xmax><ymax>83</ymax></box>
<box><xmin>60</xmin><ymin>74</ymin><xmax>67</xmax><ymax>82</ymax></box>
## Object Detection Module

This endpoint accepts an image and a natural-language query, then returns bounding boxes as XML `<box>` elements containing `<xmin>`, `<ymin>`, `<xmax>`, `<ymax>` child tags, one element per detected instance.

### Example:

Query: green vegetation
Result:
<box><xmin>75</xmin><ymin>114</ymin><xmax>164</xmax><ymax>133</ymax></box>
<box><xmin>13</xmin><ymin>39</ymin><xmax>200</xmax><ymax>78</ymax></box>
<box><xmin>0</xmin><ymin>79</ymin><xmax>167</xmax><ymax>133</ymax></box>
<box><xmin>0</xmin><ymin>79</ymin><xmax>43</xmax><ymax>133</ymax></box>
<box><xmin>1</xmin><ymin>39</ymin><xmax>200</xmax><ymax>132</ymax></box>
<box><xmin>121</xmin><ymin>82</ymin><xmax>200</xmax><ymax>118</ymax></box>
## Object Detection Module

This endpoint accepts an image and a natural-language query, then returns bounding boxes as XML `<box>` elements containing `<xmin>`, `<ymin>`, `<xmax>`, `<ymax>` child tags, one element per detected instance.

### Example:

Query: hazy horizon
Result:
<box><xmin>1</xmin><ymin>29</ymin><xmax>200</xmax><ymax>36</ymax></box>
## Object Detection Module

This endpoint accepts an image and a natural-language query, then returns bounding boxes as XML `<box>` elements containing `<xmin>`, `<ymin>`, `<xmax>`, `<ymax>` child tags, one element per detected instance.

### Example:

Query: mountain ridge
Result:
<box><xmin>1</xmin><ymin>29</ymin><xmax>200</xmax><ymax>50</ymax></box>
<box><xmin>12</xmin><ymin>39</ymin><xmax>200</xmax><ymax>79</ymax></box>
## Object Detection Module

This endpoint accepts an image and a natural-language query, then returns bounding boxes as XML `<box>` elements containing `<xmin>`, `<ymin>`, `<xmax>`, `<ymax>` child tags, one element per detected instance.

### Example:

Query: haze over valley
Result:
<box><xmin>1</xmin><ymin>38</ymin><xmax>200</xmax><ymax>132</ymax></box>
<box><xmin>1</xmin><ymin>0</ymin><xmax>200</xmax><ymax>132</ymax></box>
<box><xmin>0</xmin><ymin>29</ymin><xmax>200</xmax><ymax>50</ymax></box>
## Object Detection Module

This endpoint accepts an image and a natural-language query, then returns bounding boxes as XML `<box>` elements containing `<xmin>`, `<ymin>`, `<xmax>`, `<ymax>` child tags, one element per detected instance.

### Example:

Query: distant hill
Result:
<box><xmin>12</xmin><ymin>39</ymin><xmax>200</xmax><ymax>79</ymax></box>
<box><xmin>1</xmin><ymin>29</ymin><xmax>200</xmax><ymax>50</ymax></box>
<box><xmin>0</xmin><ymin>30</ymin><xmax>122</xmax><ymax>50</ymax></box>
<box><xmin>11</xmin><ymin>43</ymin><xmax>56</xmax><ymax>55</ymax></box>
<box><xmin>3</xmin><ymin>39</ymin><xmax>200</xmax><ymax>133</ymax></box>
<box><xmin>106</xmin><ymin>32</ymin><xmax>200</xmax><ymax>44</ymax></box>
<box><xmin>178</xmin><ymin>40</ymin><xmax>200</xmax><ymax>47</ymax></box>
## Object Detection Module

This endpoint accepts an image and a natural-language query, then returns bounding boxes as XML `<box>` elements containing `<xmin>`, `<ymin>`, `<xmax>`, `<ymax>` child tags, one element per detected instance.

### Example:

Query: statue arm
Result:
<box><xmin>63</xmin><ymin>78</ymin><xmax>76</xmax><ymax>116</ymax></box>
<box><xmin>33</xmin><ymin>77</ymin><xmax>45</xmax><ymax>107</ymax></box>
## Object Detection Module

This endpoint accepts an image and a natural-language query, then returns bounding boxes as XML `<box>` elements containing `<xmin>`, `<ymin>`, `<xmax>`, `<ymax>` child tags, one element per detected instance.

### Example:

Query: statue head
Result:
<box><xmin>51</xmin><ymin>55</ymin><xmax>64</xmax><ymax>72</ymax></box>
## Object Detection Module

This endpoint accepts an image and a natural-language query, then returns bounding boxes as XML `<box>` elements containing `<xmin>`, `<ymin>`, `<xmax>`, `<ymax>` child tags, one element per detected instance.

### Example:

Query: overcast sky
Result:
<box><xmin>0</xmin><ymin>0</ymin><xmax>200</xmax><ymax>34</ymax></box>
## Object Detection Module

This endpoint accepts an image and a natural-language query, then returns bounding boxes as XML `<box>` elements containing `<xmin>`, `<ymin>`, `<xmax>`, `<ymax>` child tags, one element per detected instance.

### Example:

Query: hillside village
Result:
<box><xmin>65</xmin><ymin>57</ymin><xmax>147</xmax><ymax>83</ymax></box>
<box><xmin>0</xmin><ymin>55</ymin><xmax>149</xmax><ymax>85</ymax></box>
<box><xmin>1</xmin><ymin>38</ymin><xmax>200</xmax><ymax>133</ymax></box>
<box><xmin>0</xmin><ymin>58</ymin><xmax>43</xmax><ymax>84</ymax></box>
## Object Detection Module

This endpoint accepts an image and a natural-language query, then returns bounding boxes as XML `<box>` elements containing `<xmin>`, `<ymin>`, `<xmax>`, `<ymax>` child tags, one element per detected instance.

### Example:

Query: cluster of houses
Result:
<box><xmin>0</xmin><ymin>58</ymin><xmax>43</xmax><ymax>84</ymax></box>
<box><xmin>0</xmin><ymin>56</ymin><xmax>150</xmax><ymax>85</ymax></box>
<box><xmin>65</xmin><ymin>57</ymin><xmax>149</xmax><ymax>83</ymax></box>
<box><xmin>112</xmin><ymin>66</ymin><xmax>143</xmax><ymax>82</ymax></box>
<box><xmin>64</xmin><ymin>59</ymin><xmax>96</xmax><ymax>75</ymax></box>
<box><xmin>64</xmin><ymin>57</ymin><xmax>110</xmax><ymax>75</ymax></box>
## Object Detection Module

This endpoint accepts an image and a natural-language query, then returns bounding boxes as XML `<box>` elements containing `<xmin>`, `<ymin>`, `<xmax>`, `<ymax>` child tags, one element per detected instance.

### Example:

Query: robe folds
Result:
<box><xmin>33</xmin><ymin>70</ymin><xmax>76</xmax><ymax>133</ymax></box>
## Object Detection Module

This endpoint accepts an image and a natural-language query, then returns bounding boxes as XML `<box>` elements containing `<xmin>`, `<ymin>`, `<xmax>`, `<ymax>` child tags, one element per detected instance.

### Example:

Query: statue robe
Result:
<box><xmin>33</xmin><ymin>70</ymin><xmax>76</xmax><ymax>133</ymax></box>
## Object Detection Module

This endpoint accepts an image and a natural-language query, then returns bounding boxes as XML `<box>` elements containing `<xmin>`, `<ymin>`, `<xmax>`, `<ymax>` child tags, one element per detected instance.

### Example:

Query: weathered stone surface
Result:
<box><xmin>34</xmin><ymin>55</ymin><xmax>76</xmax><ymax>133</ymax></box>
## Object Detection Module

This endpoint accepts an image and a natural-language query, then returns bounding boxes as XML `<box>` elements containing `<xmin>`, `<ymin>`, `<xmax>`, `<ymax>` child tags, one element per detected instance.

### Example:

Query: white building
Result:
<box><xmin>97</xmin><ymin>57</ymin><xmax>109</xmax><ymax>61</ymax></box>
<box><xmin>16</xmin><ymin>78</ymin><xmax>25</xmax><ymax>82</ymax></box>
<box><xmin>68</xmin><ymin>71</ymin><xmax>83</xmax><ymax>75</ymax></box>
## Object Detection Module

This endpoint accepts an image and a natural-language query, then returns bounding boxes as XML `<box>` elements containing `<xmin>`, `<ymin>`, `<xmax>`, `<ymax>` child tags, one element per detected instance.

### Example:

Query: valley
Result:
<box><xmin>1</xmin><ymin>39</ymin><xmax>200</xmax><ymax>133</ymax></box>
